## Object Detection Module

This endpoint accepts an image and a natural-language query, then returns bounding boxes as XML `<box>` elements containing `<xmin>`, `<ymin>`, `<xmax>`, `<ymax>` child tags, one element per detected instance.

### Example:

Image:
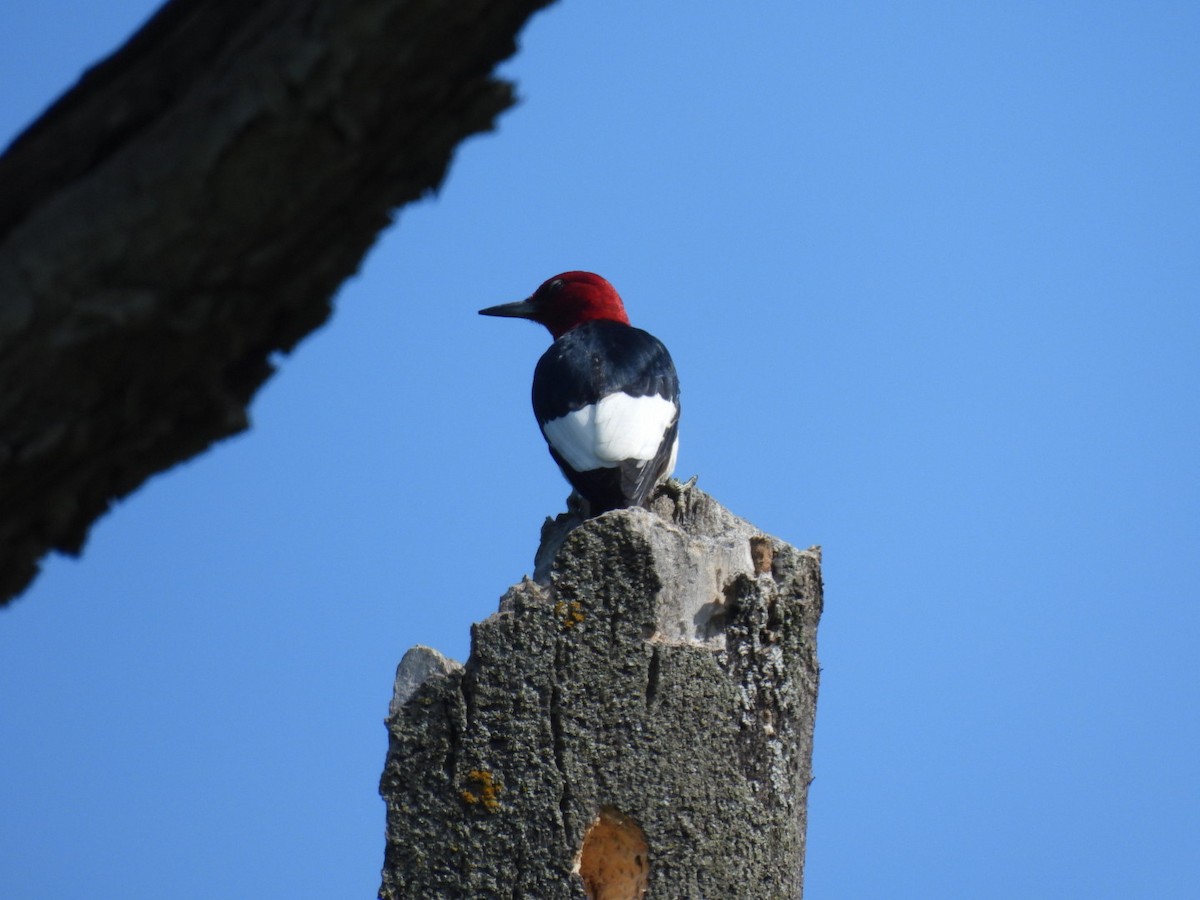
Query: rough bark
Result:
<box><xmin>380</xmin><ymin>484</ymin><xmax>823</xmax><ymax>899</ymax></box>
<box><xmin>0</xmin><ymin>0</ymin><xmax>554</xmax><ymax>604</ymax></box>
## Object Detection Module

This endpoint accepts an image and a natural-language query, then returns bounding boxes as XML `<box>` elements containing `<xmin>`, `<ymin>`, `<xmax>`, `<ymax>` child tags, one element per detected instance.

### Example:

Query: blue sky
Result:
<box><xmin>2</xmin><ymin>2</ymin><xmax>1198</xmax><ymax>897</ymax></box>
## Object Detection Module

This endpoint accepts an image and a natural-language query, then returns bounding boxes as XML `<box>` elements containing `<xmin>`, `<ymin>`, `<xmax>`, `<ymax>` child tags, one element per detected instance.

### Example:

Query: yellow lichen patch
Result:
<box><xmin>554</xmin><ymin>599</ymin><xmax>586</xmax><ymax>629</ymax></box>
<box><xmin>573</xmin><ymin>807</ymin><xmax>649</xmax><ymax>900</ymax></box>
<box><xmin>459</xmin><ymin>769</ymin><xmax>502</xmax><ymax>812</ymax></box>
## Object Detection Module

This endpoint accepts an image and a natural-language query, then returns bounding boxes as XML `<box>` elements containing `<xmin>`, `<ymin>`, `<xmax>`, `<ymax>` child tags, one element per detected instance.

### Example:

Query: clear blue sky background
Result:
<box><xmin>2</xmin><ymin>2</ymin><xmax>1197</xmax><ymax>897</ymax></box>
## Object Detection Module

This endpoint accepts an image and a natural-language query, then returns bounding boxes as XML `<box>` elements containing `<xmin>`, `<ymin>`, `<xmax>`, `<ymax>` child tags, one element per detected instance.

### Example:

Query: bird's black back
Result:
<box><xmin>532</xmin><ymin>320</ymin><xmax>678</xmax><ymax>423</ymax></box>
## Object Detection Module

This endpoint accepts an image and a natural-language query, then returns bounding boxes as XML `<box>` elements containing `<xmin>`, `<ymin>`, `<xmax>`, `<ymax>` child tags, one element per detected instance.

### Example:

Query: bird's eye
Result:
<box><xmin>548</xmin><ymin>279</ymin><xmax>565</xmax><ymax>294</ymax></box>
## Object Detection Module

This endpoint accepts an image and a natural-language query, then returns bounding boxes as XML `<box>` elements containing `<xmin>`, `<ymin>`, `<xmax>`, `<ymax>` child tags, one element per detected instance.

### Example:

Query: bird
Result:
<box><xmin>480</xmin><ymin>271</ymin><xmax>680</xmax><ymax>515</ymax></box>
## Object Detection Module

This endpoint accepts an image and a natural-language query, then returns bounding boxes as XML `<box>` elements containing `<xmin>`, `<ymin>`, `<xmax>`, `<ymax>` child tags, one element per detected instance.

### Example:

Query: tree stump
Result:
<box><xmin>380</xmin><ymin>485</ymin><xmax>823</xmax><ymax>899</ymax></box>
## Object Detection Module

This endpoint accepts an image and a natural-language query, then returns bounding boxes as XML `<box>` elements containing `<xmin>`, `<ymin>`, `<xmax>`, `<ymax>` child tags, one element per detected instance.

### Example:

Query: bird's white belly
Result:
<box><xmin>542</xmin><ymin>392</ymin><xmax>677</xmax><ymax>472</ymax></box>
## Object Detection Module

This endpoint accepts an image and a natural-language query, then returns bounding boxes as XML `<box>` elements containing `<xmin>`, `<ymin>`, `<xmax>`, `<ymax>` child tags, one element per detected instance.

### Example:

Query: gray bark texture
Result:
<box><xmin>0</xmin><ymin>0</ymin><xmax>553</xmax><ymax>605</ymax></box>
<box><xmin>380</xmin><ymin>484</ymin><xmax>823</xmax><ymax>899</ymax></box>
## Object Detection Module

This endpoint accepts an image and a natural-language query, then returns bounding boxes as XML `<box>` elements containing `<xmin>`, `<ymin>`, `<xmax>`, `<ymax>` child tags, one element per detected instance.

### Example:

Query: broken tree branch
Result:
<box><xmin>0</xmin><ymin>0</ymin><xmax>553</xmax><ymax>604</ymax></box>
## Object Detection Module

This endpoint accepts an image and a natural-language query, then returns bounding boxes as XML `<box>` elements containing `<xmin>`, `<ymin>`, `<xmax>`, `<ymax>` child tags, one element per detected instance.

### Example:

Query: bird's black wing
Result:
<box><xmin>619</xmin><ymin>413</ymin><xmax>679</xmax><ymax>508</ymax></box>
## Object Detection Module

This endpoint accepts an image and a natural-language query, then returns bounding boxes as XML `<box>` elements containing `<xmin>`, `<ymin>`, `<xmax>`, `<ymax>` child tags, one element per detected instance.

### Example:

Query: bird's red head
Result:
<box><xmin>479</xmin><ymin>271</ymin><xmax>630</xmax><ymax>339</ymax></box>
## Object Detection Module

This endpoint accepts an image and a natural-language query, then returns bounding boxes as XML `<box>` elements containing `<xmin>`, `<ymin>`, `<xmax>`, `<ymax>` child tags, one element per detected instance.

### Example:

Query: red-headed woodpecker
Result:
<box><xmin>480</xmin><ymin>271</ymin><xmax>680</xmax><ymax>514</ymax></box>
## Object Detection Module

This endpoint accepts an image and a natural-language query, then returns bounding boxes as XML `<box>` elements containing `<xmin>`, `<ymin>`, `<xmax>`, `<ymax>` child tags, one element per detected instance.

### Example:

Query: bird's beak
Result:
<box><xmin>479</xmin><ymin>297</ymin><xmax>538</xmax><ymax>319</ymax></box>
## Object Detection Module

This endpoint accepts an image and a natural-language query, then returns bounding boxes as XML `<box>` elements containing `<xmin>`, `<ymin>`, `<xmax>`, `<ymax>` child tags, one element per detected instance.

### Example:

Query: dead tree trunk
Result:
<box><xmin>0</xmin><ymin>0</ymin><xmax>553</xmax><ymax>605</ymax></box>
<box><xmin>380</xmin><ymin>485</ymin><xmax>823</xmax><ymax>899</ymax></box>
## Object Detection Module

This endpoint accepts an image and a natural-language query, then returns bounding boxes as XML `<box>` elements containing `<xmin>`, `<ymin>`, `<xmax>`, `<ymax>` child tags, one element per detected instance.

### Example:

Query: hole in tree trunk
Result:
<box><xmin>573</xmin><ymin>807</ymin><xmax>649</xmax><ymax>900</ymax></box>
